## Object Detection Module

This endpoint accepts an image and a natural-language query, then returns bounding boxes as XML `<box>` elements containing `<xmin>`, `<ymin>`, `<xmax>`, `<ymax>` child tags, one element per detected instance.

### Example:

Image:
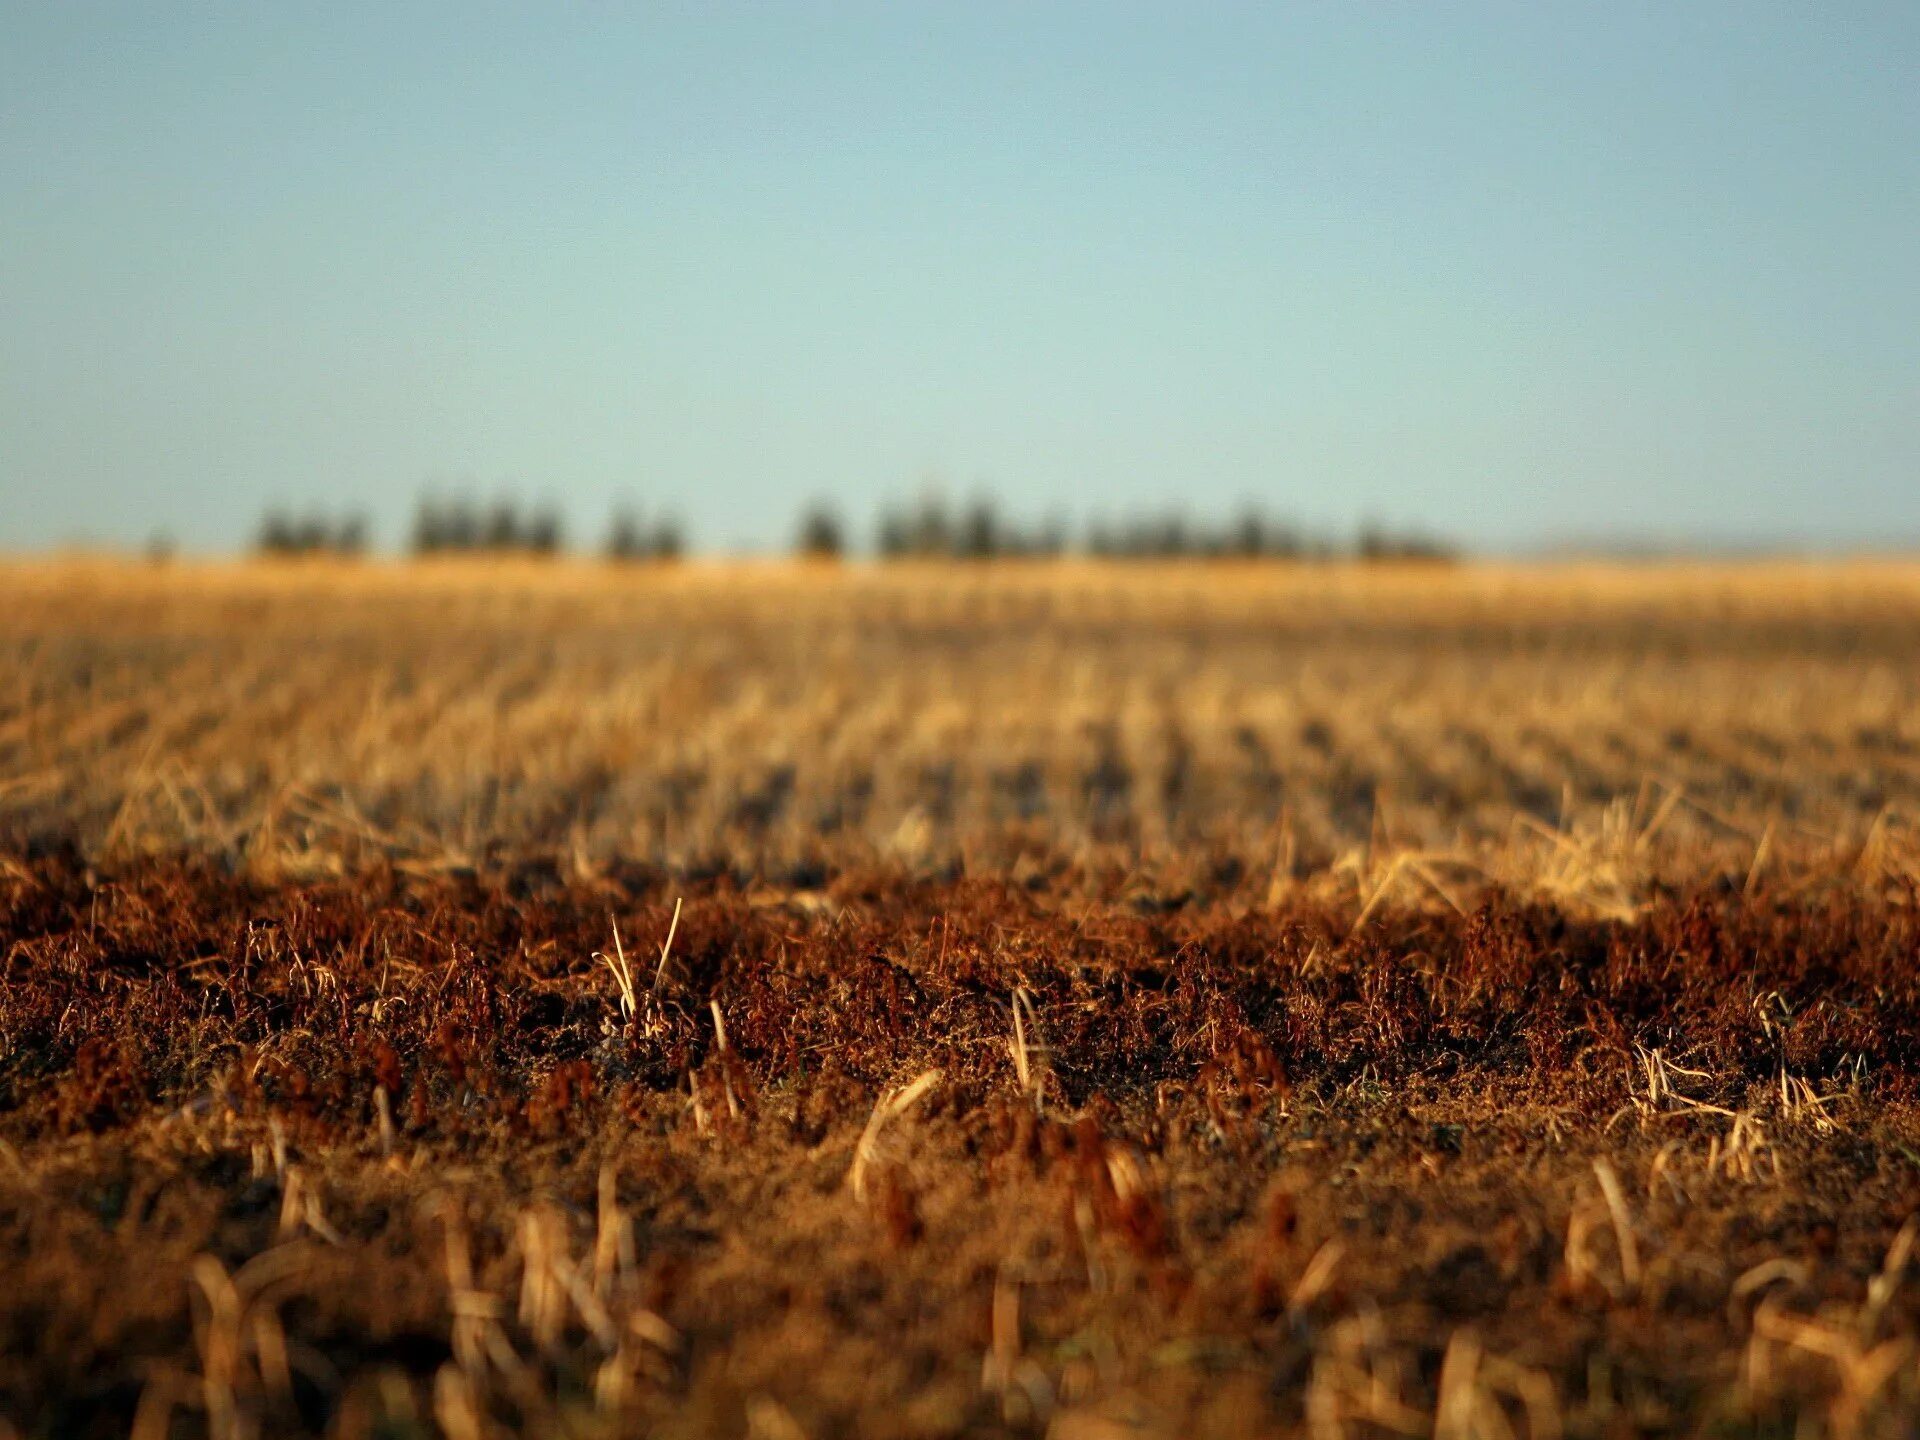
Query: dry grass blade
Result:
<box><xmin>847</xmin><ymin>1069</ymin><xmax>943</xmax><ymax>1202</ymax></box>
<box><xmin>1008</xmin><ymin>985</ymin><xmax>1050</xmax><ymax>1113</ymax></box>
<box><xmin>1591</xmin><ymin>1159</ymin><xmax>1641</xmax><ymax>1294</ymax></box>
<box><xmin>651</xmin><ymin>897</ymin><xmax>684</xmax><ymax>998</ymax></box>
<box><xmin>594</xmin><ymin>918</ymin><xmax>638</xmax><ymax>1020</ymax></box>
<box><xmin>1288</xmin><ymin>1239</ymin><xmax>1346</xmax><ymax>1318</ymax></box>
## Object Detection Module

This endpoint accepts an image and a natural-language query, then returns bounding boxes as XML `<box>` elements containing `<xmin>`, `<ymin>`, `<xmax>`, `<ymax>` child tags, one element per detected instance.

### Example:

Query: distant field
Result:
<box><xmin>5</xmin><ymin>557</ymin><xmax>1920</xmax><ymax>902</ymax></box>
<box><xmin>4</xmin><ymin>560</ymin><xmax>1920</xmax><ymax>1439</ymax></box>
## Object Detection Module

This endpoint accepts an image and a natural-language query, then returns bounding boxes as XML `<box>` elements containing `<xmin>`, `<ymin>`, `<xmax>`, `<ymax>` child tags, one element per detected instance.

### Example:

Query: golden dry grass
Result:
<box><xmin>8</xmin><ymin>557</ymin><xmax>1920</xmax><ymax>1439</ymax></box>
<box><xmin>4</xmin><ymin>556</ymin><xmax>1919</xmax><ymax>913</ymax></box>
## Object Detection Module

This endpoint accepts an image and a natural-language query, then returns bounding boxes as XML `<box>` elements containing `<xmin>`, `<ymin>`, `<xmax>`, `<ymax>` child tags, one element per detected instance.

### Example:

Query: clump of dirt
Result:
<box><xmin>4</xmin><ymin>857</ymin><xmax>1920</xmax><ymax>1438</ymax></box>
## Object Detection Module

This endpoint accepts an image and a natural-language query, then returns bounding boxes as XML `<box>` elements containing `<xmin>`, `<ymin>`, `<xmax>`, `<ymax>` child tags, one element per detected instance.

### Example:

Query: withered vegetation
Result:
<box><xmin>4</xmin><ymin>856</ymin><xmax>1920</xmax><ymax>1438</ymax></box>
<box><xmin>6</xmin><ymin>558</ymin><xmax>1920</xmax><ymax>895</ymax></box>
<box><xmin>5</xmin><ymin>560</ymin><xmax>1920</xmax><ymax>1438</ymax></box>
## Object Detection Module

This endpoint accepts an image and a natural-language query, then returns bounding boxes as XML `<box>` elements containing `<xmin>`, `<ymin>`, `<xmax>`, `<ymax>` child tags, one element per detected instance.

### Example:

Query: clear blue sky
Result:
<box><xmin>3</xmin><ymin>4</ymin><xmax>1916</xmax><ymax>554</ymax></box>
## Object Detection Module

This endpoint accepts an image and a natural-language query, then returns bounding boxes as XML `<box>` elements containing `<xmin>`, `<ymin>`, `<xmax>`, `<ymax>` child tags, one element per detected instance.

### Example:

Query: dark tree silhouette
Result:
<box><xmin>796</xmin><ymin>504</ymin><xmax>846</xmax><ymax>560</ymax></box>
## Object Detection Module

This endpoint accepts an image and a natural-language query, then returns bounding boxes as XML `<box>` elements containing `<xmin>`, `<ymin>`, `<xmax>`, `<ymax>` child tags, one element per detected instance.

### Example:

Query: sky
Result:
<box><xmin>2</xmin><ymin>4</ymin><xmax>1917</xmax><ymax>555</ymax></box>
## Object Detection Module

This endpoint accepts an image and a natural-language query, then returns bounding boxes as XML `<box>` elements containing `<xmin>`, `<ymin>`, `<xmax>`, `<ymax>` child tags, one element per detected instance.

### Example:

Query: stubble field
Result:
<box><xmin>4</xmin><ymin>559</ymin><xmax>1920</xmax><ymax>1440</ymax></box>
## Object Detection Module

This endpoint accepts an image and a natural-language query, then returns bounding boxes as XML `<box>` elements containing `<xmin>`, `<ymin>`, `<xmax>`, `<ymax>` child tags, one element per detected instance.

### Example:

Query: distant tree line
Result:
<box><xmin>1353</xmin><ymin>518</ymin><xmax>1455</xmax><ymax>563</ymax></box>
<box><xmin>255</xmin><ymin>509</ymin><xmax>369</xmax><ymax>557</ymax></box>
<box><xmin>605</xmin><ymin>506</ymin><xmax>685</xmax><ymax>563</ymax></box>
<box><xmin>1085</xmin><ymin>509</ymin><xmax>1316</xmax><ymax>561</ymax></box>
<box><xmin>794</xmin><ymin>496</ymin><xmax>1455</xmax><ymax>564</ymax></box>
<box><xmin>254</xmin><ymin>490</ymin><xmax>1455</xmax><ymax>563</ymax></box>
<box><xmin>869</xmin><ymin>495</ymin><xmax>1070</xmax><ymax>560</ymax></box>
<box><xmin>410</xmin><ymin>496</ymin><xmax>565</xmax><ymax>555</ymax></box>
<box><xmin>254</xmin><ymin>496</ymin><xmax>689</xmax><ymax>561</ymax></box>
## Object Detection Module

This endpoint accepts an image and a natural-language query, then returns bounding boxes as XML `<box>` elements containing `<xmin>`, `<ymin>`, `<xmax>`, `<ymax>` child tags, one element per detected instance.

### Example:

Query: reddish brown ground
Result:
<box><xmin>4</xmin><ymin>854</ymin><xmax>1920</xmax><ymax>1438</ymax></box>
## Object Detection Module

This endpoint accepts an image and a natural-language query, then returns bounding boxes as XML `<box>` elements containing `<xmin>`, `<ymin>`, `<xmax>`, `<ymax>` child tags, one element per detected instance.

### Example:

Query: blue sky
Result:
<box><xmin>3</xmin><ymin>4</ymin><xmax>1916</xmax><ymax>553</ymax></box>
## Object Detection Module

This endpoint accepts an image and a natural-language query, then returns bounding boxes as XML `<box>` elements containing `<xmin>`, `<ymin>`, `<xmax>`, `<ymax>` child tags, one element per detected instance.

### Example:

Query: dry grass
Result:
<box><xmin>5</xmin><ymin>557</ymin><xmax>1920</xmax><ymax>1438</ymax></box>
<box><xmin>5</xmin><ymin>863</ymin><xmax>1920</xmax><ymax>1438</ymax></box>
<box><xmin>5</xmin><ymin>557</ymin><xmax>1920</xmax><ymax>912</ymax></box>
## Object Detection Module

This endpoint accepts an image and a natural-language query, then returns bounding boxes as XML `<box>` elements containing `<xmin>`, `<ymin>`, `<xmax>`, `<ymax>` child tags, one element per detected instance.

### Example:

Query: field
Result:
<box><xmin>5</xmin><ymin>559</ymin><xmax>1920</xmax><ymax>1440</ymax></box>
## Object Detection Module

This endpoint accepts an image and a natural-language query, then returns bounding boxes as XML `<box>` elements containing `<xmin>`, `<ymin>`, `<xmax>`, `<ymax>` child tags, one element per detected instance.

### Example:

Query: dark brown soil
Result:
<box><xmin>4</xmin><ymin>856</ymin><xmax>1920</xmax><ymax>1438</ymax></box>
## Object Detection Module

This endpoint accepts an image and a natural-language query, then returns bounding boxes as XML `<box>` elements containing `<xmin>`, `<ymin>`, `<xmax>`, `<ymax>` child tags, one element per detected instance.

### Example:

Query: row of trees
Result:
<box><xmin>800</xmin><ymin>499</ymin><xmax>1453</xmax><ymax>563</ymax></box>
<box><xmin>605</xmin><ymin>507</ymin><xmax>685</xmax><ymax>562</ymax></box>
<box><xmin>257</xmin><ymin>496</ymin><xmax>1454</xmax><ymax>563</ymax></box>
<box><xmin>255</xmin><ymin>499</ymin><xmax>667</xmax><ymax>559</ymax></box>
<box><xmin>256</xmin><ymin>510</ymin><xmax>370</xmax><ymax>556</ymax></box>
<box><xmin>410</xmin><ymin>497</ymin><xmax>565</xmax><ymax>555</ymax></box>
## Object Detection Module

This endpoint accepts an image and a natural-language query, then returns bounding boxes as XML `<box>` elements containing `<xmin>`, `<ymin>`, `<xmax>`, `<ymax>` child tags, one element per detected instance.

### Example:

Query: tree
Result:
<box><xmin>796</xmin><ymin>503</ymin><xmax>845</xmax><ymax>561</ymax></box>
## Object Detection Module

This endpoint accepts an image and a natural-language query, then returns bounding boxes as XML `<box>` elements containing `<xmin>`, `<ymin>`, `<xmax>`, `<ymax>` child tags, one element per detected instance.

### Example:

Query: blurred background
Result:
<box><xmin>3</xmin><ymin>3</ymin><xmax>1917</xmax><ymax>559</ymax></box>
